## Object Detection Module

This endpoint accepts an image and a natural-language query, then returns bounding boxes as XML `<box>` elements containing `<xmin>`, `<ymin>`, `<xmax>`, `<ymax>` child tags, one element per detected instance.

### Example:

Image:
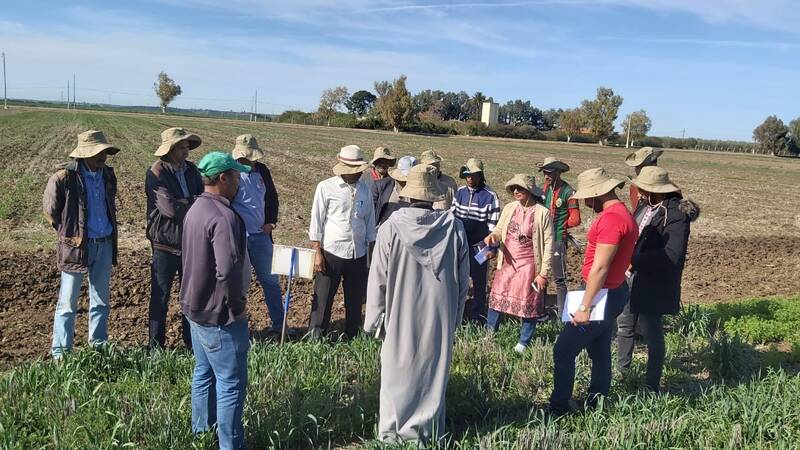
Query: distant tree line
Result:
<box><xmin>267</xmin><ymin>73</ymin><xmax>799</xmax><ymax>156</ymax></box>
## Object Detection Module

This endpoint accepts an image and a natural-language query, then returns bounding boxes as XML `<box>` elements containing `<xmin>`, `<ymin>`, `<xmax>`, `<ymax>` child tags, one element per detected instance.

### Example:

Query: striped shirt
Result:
<box><xmin>451</xmin><ymin>184</ymin><xmax>501</xmax><ymax>245</ymax></box>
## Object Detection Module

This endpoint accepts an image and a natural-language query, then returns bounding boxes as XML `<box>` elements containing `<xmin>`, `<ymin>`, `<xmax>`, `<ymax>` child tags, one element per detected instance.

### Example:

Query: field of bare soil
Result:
<box><xmin>1</xmin><ymin>107</ymin><xmax>798</xmax><ymax>365</ymax></box>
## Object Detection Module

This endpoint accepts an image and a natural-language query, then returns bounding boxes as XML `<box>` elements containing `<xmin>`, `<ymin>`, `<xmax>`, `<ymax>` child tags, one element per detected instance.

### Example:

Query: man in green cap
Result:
<box><xmin>537</xmin><ymin>157</ymin><xmax>581</xmax><ymax>317</ymax></box>
<box><xmin>180</xmin><ymin>151</ymin><xmax>252</xmax><ymax>450</ymax></box>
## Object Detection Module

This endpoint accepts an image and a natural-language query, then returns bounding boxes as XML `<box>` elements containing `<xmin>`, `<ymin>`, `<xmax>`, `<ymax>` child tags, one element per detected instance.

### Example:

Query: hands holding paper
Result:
<box><xmin>483</xmin><ymin>234</ymin><xmax>499</xmax><ymax>260</ymax></box>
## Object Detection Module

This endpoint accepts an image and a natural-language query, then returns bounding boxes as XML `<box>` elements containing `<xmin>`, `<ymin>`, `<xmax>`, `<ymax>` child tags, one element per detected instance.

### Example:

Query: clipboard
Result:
<box><xmin>561</xmin><ymin>289</ymin><xmax>608</xmax><ymax>323</ymax></box>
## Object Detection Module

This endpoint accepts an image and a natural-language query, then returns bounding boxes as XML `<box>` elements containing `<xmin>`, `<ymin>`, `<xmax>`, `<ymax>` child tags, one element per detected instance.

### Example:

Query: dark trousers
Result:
<box><xmin>308</xmin><ymin>251</ymin><xmax>367</xmax><ymax>338</ymax></box>
<box><xmin>552</xmin><ymin>241</ymin><xmax>569</xmax><ymax>317</ymax></box>
<box><xmin>616</xmin><ymin>303</ymin><xmax>665</xmax><ymax>391</ymax></box>
<box><xmin>148</xmin><ymin>249</ymin><xmax>192</xmax><ymax>350</ymax></box>
<box><xmin>550</xmin><ymin>283</ymin><xmax>629</xmax><ymax>412</ymax></box>
<box><xmin>466</xmin><ymin>247</ymin><xmax>488</xmax><ymax>323</ymax></box>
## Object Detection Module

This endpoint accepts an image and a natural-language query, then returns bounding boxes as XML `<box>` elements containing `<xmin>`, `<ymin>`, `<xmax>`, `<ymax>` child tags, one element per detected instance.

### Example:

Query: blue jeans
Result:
<box><xmin>190</xmin><ymin>318</ymin><xmax>250</xmax><ymax>450</ymax></box>
<box><xmin>52</xmin><ymin>239</ymin><xmax>112</xmax><ymax>357</ymax></box>
<box><xmin>246</xmin><ymin>233</ymin><xmax>284</xmax><ymax>331</ymax></box>
<box><xmin>550</xmin><ymin>283</ymin><xmax>629</xmax><ymax>413</ymax></box>
<box><xmin>486</xmin><ymin>309</ymin><xmax>537</xmax><ymax>346</ymax></box>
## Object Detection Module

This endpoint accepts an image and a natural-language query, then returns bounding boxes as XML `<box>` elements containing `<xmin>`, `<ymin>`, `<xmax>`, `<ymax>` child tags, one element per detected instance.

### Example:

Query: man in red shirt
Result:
<box><xmin>549</xmin><ymin>167</ymin><xmax>638</xmax><ymax>415</ymax></box>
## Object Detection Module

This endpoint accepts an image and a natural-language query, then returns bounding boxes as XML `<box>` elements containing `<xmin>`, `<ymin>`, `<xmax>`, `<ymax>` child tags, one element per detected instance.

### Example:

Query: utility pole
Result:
<box><xmin>254</xmin><ymin>90</ymin><xmax>257</xmax><ymax>122</ymax></box>
<box><xmin>681</xmin><ymin>128</ymin><xmax>686</xmax><ymax>139</ymax></box>
<box><xmin>67</xmin><ymin>80</ymin><xmax>70</xmax><ymax>109</ymax></box>
<box><xmin>2</xmin><ymin>52</ymin><xmax>7</xmax><ymax>110</ymax></box>
<box><xmin>625</xmin><ymin>114</ymin><xmax>631</xmax><ymax>148</ymax></box>
<box><xmin>72</xmin><ymin>74</ymin><xmax>76</xmax><ymax>108</ymax></box>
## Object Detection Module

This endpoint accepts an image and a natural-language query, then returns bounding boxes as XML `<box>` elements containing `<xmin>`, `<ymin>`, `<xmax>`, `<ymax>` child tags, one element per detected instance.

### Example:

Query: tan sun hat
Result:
<box><xmin>632</xmin><ymin>166</ymin><xmax>681</xmax><ymax>194</ymax></box>
<box><xmin>459</xmin><ymin>158</ymin><xmax>484</xmax><ymax>178</ymax></box>
<box><xmin>332</xmin><ymin>144</ymin><xmax>369</xmax><ymax>176</ymax></box>
<box><xmin>154</xmin><ymin>127</ymin><xmax>202</xmax><ymax>157</ymax></box>
<box><xmin>420</xmin><ymin>149</ymin><xmax>443</xmax><ymax>165</ymax></box>
<box><xmin>69</xmin><ymin>130</ymin><xmax>120</xmax><ymax>158</ymax></box>
<box><xmin>625</xmin><ymin>147</ymin><xmax>663</xmax><ymax>167</ymax></box>
<box><xmin>572</xmin><ymin>167</ymin><xmax>625</xmax><ymax>199</ymax></box>
<box><xmin>371</xmin><ymin>146</ymin><xmax>396</xmax><ymax>165</ymax></box>
<box><xmin>231</xmin><ymin>134</ymin><xmax>264</xmax><ymax>161</ymax></box>
<box><xmin>399</xmin><ymin>164</ymin><xmax>445</xmax><ymax>202</ymax></box>
<box><xmin>536</xmin><ymin>157</ymin><xmax>569</xmax><ymax>173</ymax></box>
<box><xmin>505</xmin><ymin>174</ymin><xmax>544</xmax><ymax>198</ymax></box>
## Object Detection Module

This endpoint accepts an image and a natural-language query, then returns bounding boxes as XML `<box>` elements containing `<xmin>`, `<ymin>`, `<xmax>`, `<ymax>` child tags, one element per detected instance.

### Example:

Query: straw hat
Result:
<box><xmin>420</xmin><ymin>149</ymin><xmax>443</xmax><ymax>165</ymax></box>
<box><xmin>399</xmin><ymin>164</ymin><xmax>445</xmax><ymax>202</ymax></box>
<box><xmin>154</xmin><ymin>127</ymin><xmax>201</xmax><ymax>157</ymax></box>
<box><xmin>504</xmin><ymin>174</ymin><xmax>544</xmax><ymax>198</ymax></box>
<box><xmin>625</xmin><ymin>147</ymin><xmax>663</xmax><ymax>167</ymax></box>
<box><xmin>536</xmin><ymin>157</ymin><xmax>569</xmax><ymax>173</ymax></box>
<box><xmin>371</xmin><ymin>146</ymin><xmax>396</xmax><ymax>164</ymax></box>
<box><xmin>231</xmin><ymin>134</ymin><xmax>264</xmax><ymax>161</ymax></box>
<box><xmin>69</xmin><ymin>130</ymin><xmax>120</xmax><ymax>158</ymax></box>
<box><xmin>459</xmin><ymin>158</ymin><xmax>484</xmax><ymax>178</ymax></box>
<box><xmin>389</xmin><ymin>156</ymin><xmax>418</xmax><ymax>182</ymax></box>
<box><xmin>632</xmin><ymin>166</ymin><xmax>681</xmax><ymax>194</ymax></box>
<box><xmin>572</xmin><ymin>167</ymin><xmax>625</xmax><ymax>199</ymax></box>
<box><xmin>332</xmin><ymin>145</ymin><xmax>369</xmax><ymax>176</ymax></box>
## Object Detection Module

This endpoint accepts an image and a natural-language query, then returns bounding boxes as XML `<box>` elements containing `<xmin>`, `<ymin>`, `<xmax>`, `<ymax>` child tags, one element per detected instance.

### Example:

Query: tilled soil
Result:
<box><xmin>2</xmin><ymin>236</ymin><xmax>799</xmax><ymax>365</ymax></box>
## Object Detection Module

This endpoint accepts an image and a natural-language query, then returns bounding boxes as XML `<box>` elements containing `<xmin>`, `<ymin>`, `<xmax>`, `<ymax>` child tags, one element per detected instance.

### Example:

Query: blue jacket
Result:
<box><xmin>451</xmin><ymin>183</ymin><xmax>501</xmax><ymax>245</ymax></box>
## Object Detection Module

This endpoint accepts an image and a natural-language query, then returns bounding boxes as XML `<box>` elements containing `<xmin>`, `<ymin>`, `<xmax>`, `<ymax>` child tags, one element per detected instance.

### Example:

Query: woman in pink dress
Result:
<box><xmin>484</xmin><ymin>174</ymin><xmax>554</xmax><ymax>353</ymax></box>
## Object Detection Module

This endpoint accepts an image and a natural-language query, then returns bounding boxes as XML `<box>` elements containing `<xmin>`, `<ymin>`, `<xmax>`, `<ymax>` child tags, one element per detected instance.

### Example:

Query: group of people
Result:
<box><xmin>43</xmin><ymin>128</ymin><xmax>698</xmax><ymax>448</ymax></box>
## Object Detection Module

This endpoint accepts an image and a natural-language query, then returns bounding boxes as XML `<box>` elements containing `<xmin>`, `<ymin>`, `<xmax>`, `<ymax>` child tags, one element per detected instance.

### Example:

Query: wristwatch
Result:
<box><xmin>578</xmin><ymin>304</ymin><xmax>591</xmax><ymax>312</ymax></box>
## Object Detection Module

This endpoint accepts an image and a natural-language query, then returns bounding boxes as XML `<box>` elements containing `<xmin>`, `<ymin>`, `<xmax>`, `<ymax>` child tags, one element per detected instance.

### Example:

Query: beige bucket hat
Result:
<box><xmin>333</xmin><ymin>144</ymin><xmax>369</xmax><ymax>176</ymax></box>
<box><xmin>371</xmin><ymin>146</ymin><xmax>396</xmax><ymax>164</ymax></box>
<box><xmin>505</xmin><ymin>174</ymin><xmax>544</xmax><ymax>198</ymax></box>
<box><xmin>399</xmin><ymin>164</ymin><xmax>445</xmax><ymax>202</ymax></box>
<box><xmin>459</xmin><ymin>158</ymin><xmax>484</xmax><ymax>178</ymax></box>
<box><xmin>69</xmin><ymin>130</ymin><xmax>120</xmax><ymax>158</ymax></box>
<box><xmin>154</xmin><ymin>127</ymin><xmax>202</xmax><ymax>157</ymax></box>
<box><xmin>536</xmin><ymin>157</ymin><xmax>570</xmax><ymax>173</ymax></box>
<box><xmin>231</xmin><ymin>134</ymin><xmax>264</xmax><ymax>161</ymax></box>
<box><xmin>625</xmin><ymin>147</ymin><xmax>663</xmax><ymax>167</ymax></box>
<box><xmin>632</xmin><ymin>166</ymin><xmax>681</xmax><ymax>194</ymax></box>
<box><xmin>572</xmin><ymin>167</ymin><xmax>625</xmax><ymax>199</ymax></box>
<box><xmin>420</xmin><ymin>149</ymin><xmax>443</xmax><ymax>165</ymax></box>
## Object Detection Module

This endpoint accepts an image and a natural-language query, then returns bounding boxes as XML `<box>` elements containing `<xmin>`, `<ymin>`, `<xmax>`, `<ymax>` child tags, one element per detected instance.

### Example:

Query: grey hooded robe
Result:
<box><xmin>365</xmin><ymin>205</ymin><xmax>470</xmax><ymax>444</ymax></box>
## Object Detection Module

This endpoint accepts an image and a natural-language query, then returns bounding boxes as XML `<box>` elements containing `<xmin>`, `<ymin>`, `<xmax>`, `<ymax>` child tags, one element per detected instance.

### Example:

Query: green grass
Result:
<box><xmin>2</xmin><ymin>297</ymin><xmax>800</xmax><ymax>449</ymax></box>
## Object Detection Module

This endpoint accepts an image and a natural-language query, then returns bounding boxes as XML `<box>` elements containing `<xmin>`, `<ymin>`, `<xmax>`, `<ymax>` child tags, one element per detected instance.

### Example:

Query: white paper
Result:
<box><xmin>271</xmin><ymin>245</ymin><xmax>315</xmax><ymax>280</ymax></box>
<box><xmin>561</xmin><ymin>289</ymin><xmax>608</xmax><ymax>323</ymax></box>
<box><xmin>473</xmin><ymin>244</ymin><xmax>498</xmax><ymax>265</ymax></box>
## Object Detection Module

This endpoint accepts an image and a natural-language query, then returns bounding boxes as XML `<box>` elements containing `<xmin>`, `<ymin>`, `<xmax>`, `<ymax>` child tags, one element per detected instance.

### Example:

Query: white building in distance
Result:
<box><xmin>481</xmin><ymin>101</ymin><xmax>499</xmax><ymax>126</ymax></box>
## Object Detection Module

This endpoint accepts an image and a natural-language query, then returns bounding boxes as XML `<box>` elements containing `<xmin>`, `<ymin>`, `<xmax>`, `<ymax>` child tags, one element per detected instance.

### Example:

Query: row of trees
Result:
<box><xmin>753</xmin><ymin>116</ymin><xmax>800</xmax><ymax>156</ymax></box>
<box><xmin>316</xmin><ymin>75</ymin><xmax>651</xmax><ymax>146</ymax></box>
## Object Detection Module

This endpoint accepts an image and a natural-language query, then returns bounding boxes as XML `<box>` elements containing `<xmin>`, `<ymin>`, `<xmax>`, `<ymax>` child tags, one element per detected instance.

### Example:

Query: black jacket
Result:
<box><xmin>254</xmin><ymin>162</ymin><xmax>279</xmax><ymax>225</ymax></box>
<box><xmin>360</xmin><ymin>170</ymin><xmax>395</xmax><ymax>227</ymax></box>
<box><xmin>630</xmin><ymin>196</ymin><xmax>700</xmax><ymax>315</ymax></box>
<box><xmin>145</xmin><ymin>160</ymin><xmax>203</xmax><ymax>254</ymax></box>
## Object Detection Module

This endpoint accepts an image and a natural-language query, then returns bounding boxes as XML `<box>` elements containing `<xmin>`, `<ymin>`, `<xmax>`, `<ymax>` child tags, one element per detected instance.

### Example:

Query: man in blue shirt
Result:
<box><xmin>230</xmin><ymin>134</ymin><xmax>285</xmax><ymax>334</ymax></box>
<box><xmin>43</xmin><ymin>130</ymin><xmax>120</xmax><ymax>358</ymax></box>
<box><xmin>451</xmin><ymin>158</ymin><xmax>501</xmax><ymax>324</ymax></box>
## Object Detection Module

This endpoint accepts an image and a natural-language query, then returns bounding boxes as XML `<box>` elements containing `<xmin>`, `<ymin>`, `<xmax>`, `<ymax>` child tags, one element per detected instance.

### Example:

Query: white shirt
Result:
<box><xmin>308</xmin><ymin>176</ymin><xmax>376</xmax><ymax>259</ymax></box>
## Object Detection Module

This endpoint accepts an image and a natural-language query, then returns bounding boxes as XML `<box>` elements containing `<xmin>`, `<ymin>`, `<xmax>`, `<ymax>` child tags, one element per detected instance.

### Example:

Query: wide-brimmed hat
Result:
<box><xmin>504</xmin><ymin>174</ymin><xmax>544</xmax><ymax>198</ymax></box>
<box><xmin>231</xmin><ymin>134</ymin><xmax>264</xmax><ymax>161</ymax></box>
<box><xmin>399</xmin><ymin>164</ymin><xmax>445</xmax><ymax>202</ymax></box>
<box><xmin>625</xmin><ymin>147</ymin><xmax>663</xmax><ymax>167</ymax></box>
<box><xmin>420</xmin><ymin>149</ymin><xmax>443</xmax><ymax>165</ymax></box>
<box><xmin>572</xmin><ymin>167</ymin><xmax>625</xmax><ymax>199</ymax></box>
<box><xmin>389</xmin><ymin>155</ymin><xmax>418</xmax><ymax>182</ymax></box>
<box><xmin>459</xmin><ymin>158</ymin><xmax>484</xmax><ymax>178</ymax></box>
<box><xmin>69</xmin><ymin>130</ymin><xmax>120</xmax><ymax>158</ymax></box>
<box><xmin>333</xmin><ymin>144</ymin><xmax>369</xmax><ymax>176</ymax></box>
<box><xmin>154</xmin><ymin>127</ymin><xmax>202</xmax><ymax>157</ymax></box>
<box><xmin>632</xmin><ymin>166</ymin><xmax>681</xmax><ymax>194</ymax></box>
<box><xmin>536</xmin><ymin>157</ymin><xmax>569</xmax><ymax>173</ymax></box>
<box><xmin>371</xmin><ymin>146</ymin><xmax>396</xmax><ymax>165</ymax></box>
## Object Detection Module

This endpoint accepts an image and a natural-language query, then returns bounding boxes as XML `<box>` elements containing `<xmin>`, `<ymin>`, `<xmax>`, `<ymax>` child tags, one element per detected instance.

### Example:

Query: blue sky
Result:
<box><xmin>1</xmin><ymin>0</ymin><xmax>798</xmax><ymax>140</ymax></box>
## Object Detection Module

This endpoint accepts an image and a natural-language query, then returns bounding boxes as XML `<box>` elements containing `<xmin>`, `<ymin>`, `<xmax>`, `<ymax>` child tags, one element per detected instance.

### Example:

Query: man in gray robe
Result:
<box><xmin>365</xmin><ymin>164</ymin><xmax>470</xmax><ymax>444</ymax></box>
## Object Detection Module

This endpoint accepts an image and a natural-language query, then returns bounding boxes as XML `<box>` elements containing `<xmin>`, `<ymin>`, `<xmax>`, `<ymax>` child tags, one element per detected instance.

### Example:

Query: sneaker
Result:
<box><xmin>513</xmin><ymin>343</ymin><xmax>527</xmax><ymax>354</ymax></box>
